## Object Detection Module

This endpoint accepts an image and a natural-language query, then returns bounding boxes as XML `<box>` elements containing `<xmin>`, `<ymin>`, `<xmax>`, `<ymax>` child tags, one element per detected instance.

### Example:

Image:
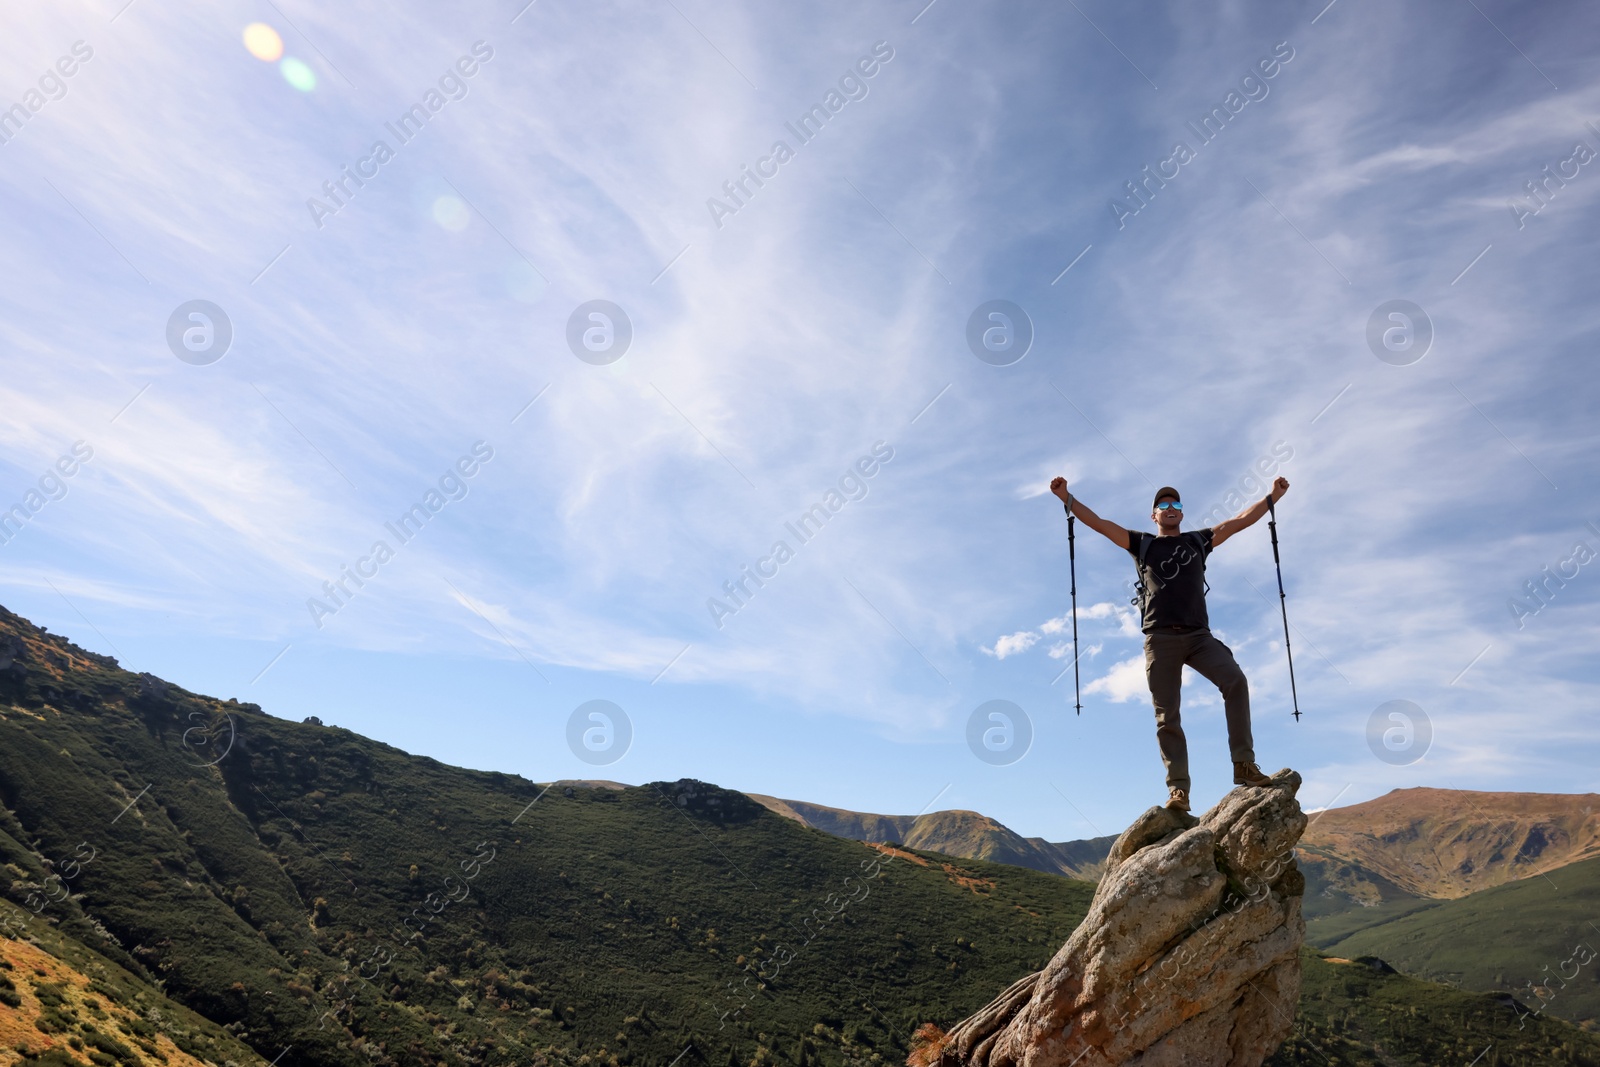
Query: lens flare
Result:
<box><xmin>280</xmin><ymin>57</ymin><xmax>316</xmax><ymax>92</ymax></box>
<box><xmin>432</xmin><ymin>196</ymin><xmax>471</xmax><ymax>231</ymax></box>
<box><xmin>242</xmin><ymin>23</ymin><xmax>283</xmax><ymax>62</ymax></box>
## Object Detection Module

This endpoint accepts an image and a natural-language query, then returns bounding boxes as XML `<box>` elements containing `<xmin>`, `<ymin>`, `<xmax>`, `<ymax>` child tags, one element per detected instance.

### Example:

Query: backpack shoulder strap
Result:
<box><xmin>1185</xmin><ymin>531</ymin><xmax>1211</xmax><ymax>594</ymax></box>
<box><xmin>1131</xmin><ymin>532</ymin><xmax>1154</xmax><ymax>611</ymax></box>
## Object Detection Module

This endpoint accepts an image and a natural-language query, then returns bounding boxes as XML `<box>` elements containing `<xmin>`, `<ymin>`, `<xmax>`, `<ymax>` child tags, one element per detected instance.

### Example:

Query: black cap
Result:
<box><xmin>1153</xmin><ymin>486</ymin><xmax>1180</xmax><ymax>507</ymax></box>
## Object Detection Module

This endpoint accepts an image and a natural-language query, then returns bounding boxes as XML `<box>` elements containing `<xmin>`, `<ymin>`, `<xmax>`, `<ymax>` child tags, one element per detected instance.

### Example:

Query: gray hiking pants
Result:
<box><xmin>1143</xmin><ymin>628</ymin><xmax>1255</xmax><ymax>793</ymax></box>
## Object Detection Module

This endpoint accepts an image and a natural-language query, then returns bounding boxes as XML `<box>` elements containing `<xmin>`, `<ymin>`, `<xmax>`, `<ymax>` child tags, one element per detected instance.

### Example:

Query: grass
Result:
<box><xmin>0</xmin><ymin>894</ymin><xmax>271</xmax><ymax>1066</ymax></box>
<box><xmin>1310</xmin><ymin>854</ymin><xmax>1600</xmax><ymax>1029</ymax></box>
<box><xmin>1269</xmin><ymin>949</ymin><xmax>1600</xmax><ymax>1066</ymax></box>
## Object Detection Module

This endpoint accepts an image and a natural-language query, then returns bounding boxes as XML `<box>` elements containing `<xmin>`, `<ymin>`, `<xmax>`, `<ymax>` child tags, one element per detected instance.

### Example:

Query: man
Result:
<box><xmin>1048</xmin><ymin>476</ymin><xmax>1289</xmax><ymax>812</ymax></box>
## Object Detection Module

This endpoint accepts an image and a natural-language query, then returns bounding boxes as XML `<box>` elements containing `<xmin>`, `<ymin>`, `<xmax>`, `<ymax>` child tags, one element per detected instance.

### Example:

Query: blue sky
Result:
<box><xmin>2</xmin><ymin>0</ymin><xmax>1597</xmax><ymax>841</ymax></box>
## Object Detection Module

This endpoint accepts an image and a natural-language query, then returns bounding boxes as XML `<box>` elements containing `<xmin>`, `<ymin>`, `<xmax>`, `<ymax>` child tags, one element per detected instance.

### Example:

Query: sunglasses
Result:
<box><xmin>1155</xmin><ymin>501</ymin><xmax>1183</xmax><ymax>511</ymax></box>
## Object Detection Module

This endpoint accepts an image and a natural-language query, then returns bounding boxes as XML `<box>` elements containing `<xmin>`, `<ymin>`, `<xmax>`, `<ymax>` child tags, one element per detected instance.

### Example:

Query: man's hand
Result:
<box><xmin>1049</xmin><ymin>478</ymin><xmax>1131</xmax><ymax>549</ymax></box>
<box><xmin>1214</xmin><ymin>477</ymin><xmax>1290</xmax><ymax>547</ymax></box>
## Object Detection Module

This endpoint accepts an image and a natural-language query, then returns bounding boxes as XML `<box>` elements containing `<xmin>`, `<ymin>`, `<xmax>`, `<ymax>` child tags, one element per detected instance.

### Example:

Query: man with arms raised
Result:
<box><xmin>1048</xmin><ymin>476</ymin><xmax>1289</xmax><ymax>812</ymax></box>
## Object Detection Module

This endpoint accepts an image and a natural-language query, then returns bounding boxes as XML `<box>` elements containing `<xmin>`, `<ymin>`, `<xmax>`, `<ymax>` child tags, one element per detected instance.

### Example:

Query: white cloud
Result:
<box><xmin>982</xmin><ymin>630</ymin><xmax>1039</xmax><ymax>659</ymax></box>
<box><xmin>1084</xmin><ymin>655</ymin><xmax>1148</xmax><ymax>704</ymax></box>
<box><xmin>1042</xmin><ymin>603</ymin><xmax>1138</xmax><ymax>638</ymax></box>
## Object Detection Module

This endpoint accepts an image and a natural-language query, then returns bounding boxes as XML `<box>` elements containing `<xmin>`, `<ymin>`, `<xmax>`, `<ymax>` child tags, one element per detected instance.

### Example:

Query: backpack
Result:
<box><xmin>1130</xmin><ymin>531</ymin><xmax>1210</xmax><ymax>615</ymax></box>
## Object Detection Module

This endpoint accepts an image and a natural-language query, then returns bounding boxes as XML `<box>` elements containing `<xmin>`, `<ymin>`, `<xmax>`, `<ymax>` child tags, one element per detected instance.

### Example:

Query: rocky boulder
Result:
<box><xmin>923</xmin><ymin>771</ymin><xmax>1307</xmax><ymax>1067</ymax></box>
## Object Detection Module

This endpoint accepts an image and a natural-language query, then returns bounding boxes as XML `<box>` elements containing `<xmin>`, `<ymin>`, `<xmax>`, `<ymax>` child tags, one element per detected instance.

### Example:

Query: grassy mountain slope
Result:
<box><xmin>1267</xmin><ymin>949</ymin><xmax>1600</xmax><ymax>1066</ymax></box>
<box><xmin>745</xmin><ymin>796</ymin><xmax>918</xmax><ymax>845</ymax></box>
<box><xmin>1295</xmin><ymin>849</ymin><xmax>1427</xmax><ymax>923</ymax></box>
<box><xmin>0</xmin><ymin>897</ymin><xmax>270</xmax><ymax>1067</ymax></box>
<box><xmin>1309</xmin><ymin>853</ymin><xmax>1600</xmax><ymax>1029</ymax></box>
<box><xmin>1299</xmin><ymin>787</ymin><xmax>1600</xmax><ymax>908</ymax></box>
<box><xmin>0</xmin><ymin>606</ymin><xmax>1097</xmax><ymax>1067</ymax></box>
<box><xmin>5</xmin><ymin>604</ymin><xmax>1600</xmax><ymax>1067</ymax></box>
<box><xmin>1299</xmin><ymin>896</ymin><xmax>1442</xmax><ymax>946</ymax></box>
<box><xmin>745</xmin><ymin>797</ymin><xmax>1116</xmax><ymax>881</ymax></box>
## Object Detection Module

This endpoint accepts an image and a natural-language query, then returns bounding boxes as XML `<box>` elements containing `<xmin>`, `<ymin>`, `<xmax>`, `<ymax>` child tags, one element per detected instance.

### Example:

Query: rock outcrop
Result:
<box><xmin>926</xmin><ymin>771</ymin><xmax>1307</xmax><ymax>1067</ymax></box>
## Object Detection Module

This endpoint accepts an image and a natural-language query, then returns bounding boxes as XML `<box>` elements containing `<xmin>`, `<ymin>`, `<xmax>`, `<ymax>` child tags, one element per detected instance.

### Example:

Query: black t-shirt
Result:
<box><xmin>1127</xmin><ymin>529</ymin><xmax>1214</xmax><ymax>634</ymax></box>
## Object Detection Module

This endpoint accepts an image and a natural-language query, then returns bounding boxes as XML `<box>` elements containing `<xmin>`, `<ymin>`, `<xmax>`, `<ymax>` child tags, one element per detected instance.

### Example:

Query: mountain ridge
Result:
<box><xmin>1298</xmin><ymin>785</ymin><xmax>1600</xmax><ymax>902</ymax></box>
<box><xmin>750</xmin><ymin>784</ymin><xmax>1600</xmax><ymax>912</ymax></box>
<box><xmin>746</xmin><ymin>796</ymin><xmax>1118</xmax><ymax>882</ymax></box>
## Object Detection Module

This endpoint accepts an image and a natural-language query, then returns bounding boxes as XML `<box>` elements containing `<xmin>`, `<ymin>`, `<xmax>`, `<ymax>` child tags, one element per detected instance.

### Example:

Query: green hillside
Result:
<box><xmin>0</xmin><ymin>607</ymin><xmax>1095</xmax><ymax>1067</ymax></box>
<box><xmin>0</xmin><ymin>894</ymin><xmax>271</xmax><ymax>1066</ymax></box>
<box><xmin>1311</xmin><ymin>853</ymin><xmax>1600</xmax><ymax>1029</ymax></box>
<box><xmin>1296</xmin><ymin>845</ymin><xmax>1427</xmax><ymax>923</ymax></box>
<box><xmin>1302</xmin><ymin>896</ymin><xmax>1442</xmax><ymax>946</ymax></box>
<box><xmin>1269</xmin><ymin>949</ymin><xmax>1600</xmax><ymax>1066</ymax></box>
<box><xmin>4</xmin><ymin>603</ymin><xmax>1600</xmax><ymax>1067</ymax></box>
<box><xmin>1297</xmin><ymin>841</ymin><xmax>1440</xmax><ymax>941</ymax></box>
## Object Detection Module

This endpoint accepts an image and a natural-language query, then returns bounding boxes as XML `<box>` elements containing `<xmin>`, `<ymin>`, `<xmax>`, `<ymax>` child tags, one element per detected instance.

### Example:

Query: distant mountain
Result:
<box><xmin>746</xmin><ymin>796</ymin><xmax>1118</xmax><ymax>882</ymax></box>
<box><xmin>753</xmin><ymin>785</ymin><xmax>1600</xmax><ymax>910</ymax></box>
<box><xmin>1296</xmin><ymin>786</ymin><xmax>1600</xmax><ymax>919</ymax></box>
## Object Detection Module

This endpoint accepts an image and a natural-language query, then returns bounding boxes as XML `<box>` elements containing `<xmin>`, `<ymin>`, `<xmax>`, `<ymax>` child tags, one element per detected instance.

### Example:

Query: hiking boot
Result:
<box><xmin>1165</xmin><ymin>787</ymin><xmax>1191</xmax><ymax>812</ymax></box>
<box><xmin>1233</xmin><ymin>761</ymin><xmax>1272</xmax><ymax>787</ymax></box>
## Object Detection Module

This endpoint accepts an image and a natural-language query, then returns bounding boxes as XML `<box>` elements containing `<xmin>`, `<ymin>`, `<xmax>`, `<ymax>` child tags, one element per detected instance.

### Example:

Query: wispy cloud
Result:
<box><xmin>0</xmin><ymin>0</ymin><xmax>1596</xmax><ymax>833</ymax></box>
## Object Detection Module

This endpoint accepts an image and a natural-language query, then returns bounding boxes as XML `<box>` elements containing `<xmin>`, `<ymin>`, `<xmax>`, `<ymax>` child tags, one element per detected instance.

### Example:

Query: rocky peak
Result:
<box><xmin>920</xmin><ymin>770</ymin><xmax>1307</xmax><ymax>1067</ymax></box>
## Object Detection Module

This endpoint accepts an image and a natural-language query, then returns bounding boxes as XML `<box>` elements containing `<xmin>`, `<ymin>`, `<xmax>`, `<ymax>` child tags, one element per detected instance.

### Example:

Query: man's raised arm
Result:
<box><xmin>1211</xmin><ymin>476</ymin><xmax>1290</xmax><ymax>547</ymax></box>
<box><xmin>1049</xmin><ymin>477</ymin><xmax>1131</xmax><ymax>550</ymax></box>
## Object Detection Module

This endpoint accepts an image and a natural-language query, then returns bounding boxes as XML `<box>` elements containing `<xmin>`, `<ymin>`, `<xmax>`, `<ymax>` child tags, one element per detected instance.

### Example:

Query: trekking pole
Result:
<box><xmin>1063</xmin><ymin>498</ymin><xmax>1083</xmax><ymax>716</ymax></box>
<box><xmin>1266</xmin><ymin>496</ymin><xmax>1302</xmax><ymax>722</ymax></box>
